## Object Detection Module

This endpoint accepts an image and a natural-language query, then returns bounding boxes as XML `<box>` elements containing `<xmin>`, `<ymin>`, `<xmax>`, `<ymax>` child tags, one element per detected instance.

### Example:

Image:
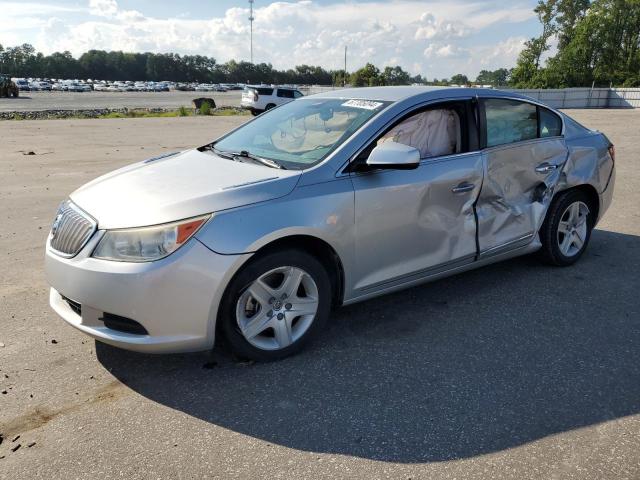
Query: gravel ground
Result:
<box><xmin>0</xmin><ymin>110</ymin><xmax>639</xmax><ymax>479</ymax></box>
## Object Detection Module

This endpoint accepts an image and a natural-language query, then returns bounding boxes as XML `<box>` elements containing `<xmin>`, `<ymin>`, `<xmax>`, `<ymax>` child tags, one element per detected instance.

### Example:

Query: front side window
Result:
<box><xmin>484</xmin><ymin>99</ymin><xmax>537</xmax><ymax>147</ymax></box>
<box><xmin>214</xmin><ymin>98</ymin><xmax>390</xmax><ymax>169</ymax></box>
<box><xmin>377</xmin><ymin>108</ymin><xmax>461</xmax><ymax>159</ymax></box>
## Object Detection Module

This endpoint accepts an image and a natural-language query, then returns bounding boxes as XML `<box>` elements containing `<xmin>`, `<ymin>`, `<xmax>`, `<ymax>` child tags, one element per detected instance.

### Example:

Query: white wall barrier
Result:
<box><xmin>502</xmin><ymin>88</ymin><xmax>640</xmax><ymax>108</ymax></box>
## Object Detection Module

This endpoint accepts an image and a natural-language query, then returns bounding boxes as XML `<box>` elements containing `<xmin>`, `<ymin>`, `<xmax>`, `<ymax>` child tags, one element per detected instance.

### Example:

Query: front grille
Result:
<box><xmin>49</xmin><ymin>201</ymin><xmax>96</xmax><ymax>257</ymax></box>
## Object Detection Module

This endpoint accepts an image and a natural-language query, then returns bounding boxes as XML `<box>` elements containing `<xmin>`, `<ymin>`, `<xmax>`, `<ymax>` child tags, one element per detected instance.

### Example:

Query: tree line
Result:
<box><xmin>0</xmin><ymin>43</ymin><xmax>509</xmax><ymax>87</ymax></box>
<box><xmin>1</xmin><ymin>0</ymin><xmax>638</xmax><ymax>88</ymax></box>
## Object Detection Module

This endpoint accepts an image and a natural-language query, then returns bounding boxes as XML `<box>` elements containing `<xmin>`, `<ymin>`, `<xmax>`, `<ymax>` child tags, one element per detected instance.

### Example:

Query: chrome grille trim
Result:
<box><xmin>49</xmin><ymin>201</ymin><xmax>97</xmax><ymax>258</ymax></box>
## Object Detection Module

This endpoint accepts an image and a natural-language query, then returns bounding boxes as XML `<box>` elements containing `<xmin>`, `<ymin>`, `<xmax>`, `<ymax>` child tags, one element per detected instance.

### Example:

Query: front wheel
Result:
<box><xmin>219</xmin><ymin>249</ymin><xmax>332</xmax><ymax>361</ymax></box>
<box><xmin>538</xmin><ymin>190</ymin><xmax>594</xmax><ymax>266</ymax></box>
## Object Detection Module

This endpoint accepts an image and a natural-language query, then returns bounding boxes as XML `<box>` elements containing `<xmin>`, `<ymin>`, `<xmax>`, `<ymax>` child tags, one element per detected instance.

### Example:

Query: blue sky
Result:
<box><xmin>1</xmin><ymin>0</ymin><xmax>543</xmax><ymax>78</ymax></box>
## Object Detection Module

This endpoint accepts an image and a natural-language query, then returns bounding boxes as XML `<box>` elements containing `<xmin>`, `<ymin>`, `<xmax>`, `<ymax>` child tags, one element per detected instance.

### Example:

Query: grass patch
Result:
<box><xmin>199</xmin><ymin>102</ymin><xmax>212</xmax><ymax>116</ymax></box>
<box><xmin>1</xmin><ymin>107</ymin><xmax>250</xmax><ymax>121</ymax></box>
<box><xmin>97</xmin><ymin>110</ymin><xmax>186</xmax><ymax>119</ymax></box>
<box><xmin>95</xmin><ymin>107</ymin><xmax>249</xmax><ymax>119</ymax></box>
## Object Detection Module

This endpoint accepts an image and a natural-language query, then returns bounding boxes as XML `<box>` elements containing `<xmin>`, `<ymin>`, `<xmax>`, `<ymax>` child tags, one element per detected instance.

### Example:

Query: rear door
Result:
<box><xmin>476</xmin><ymin>98</ymin><xmax>567</xmax><ymax>256</ymax></box>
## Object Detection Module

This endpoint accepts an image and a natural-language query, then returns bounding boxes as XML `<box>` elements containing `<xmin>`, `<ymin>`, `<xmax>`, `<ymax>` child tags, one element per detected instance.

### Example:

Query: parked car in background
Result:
<box><xmin>13</xmin><ymin>78</ymin><xmax>30</xmax><ymax>91</ymax></box>
<box><xmin>241</xmin><ymin>85</ymin><xmax>304</xmax><ymax>115</ymax></box>
<box><xmin>45</xmin><ymin>87</ymin><xmax>615</xmax><ymax>361</ymax></box>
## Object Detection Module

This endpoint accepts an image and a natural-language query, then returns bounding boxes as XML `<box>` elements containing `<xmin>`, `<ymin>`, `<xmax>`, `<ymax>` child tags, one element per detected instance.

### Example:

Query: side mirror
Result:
<box><xmin>366</xmin><ymin>142</ymin><xmax>420</xmax><ymax>170</ymax></box>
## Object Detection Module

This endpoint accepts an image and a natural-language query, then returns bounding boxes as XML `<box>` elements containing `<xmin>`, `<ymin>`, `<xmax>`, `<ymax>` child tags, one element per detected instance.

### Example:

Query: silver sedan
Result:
<box><xmin>45</xmin><ymin>87</ymin><xmax>616</xmax><ymax>361</ymax></box>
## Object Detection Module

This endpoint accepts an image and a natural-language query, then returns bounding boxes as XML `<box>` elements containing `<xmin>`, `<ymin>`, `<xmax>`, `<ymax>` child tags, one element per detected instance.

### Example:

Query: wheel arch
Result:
<box><xmin>555</xmin><ymin>183</ymin><xmax>600</xmax><ymax>223</ymax></box>
<box><xmin>246</xmin><ymin>234</ymin><xmax>345</xmax><ymax>309</ymax></box>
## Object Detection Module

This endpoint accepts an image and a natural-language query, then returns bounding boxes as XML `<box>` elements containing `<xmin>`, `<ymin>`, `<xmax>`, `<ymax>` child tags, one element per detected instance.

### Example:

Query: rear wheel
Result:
<box><xmin>250</xmin><ymin>108</ymin><xmax>259</xmax><ymax>116</ymax></box>
<box><xmin>219</xmin><ymin>249</ymin><xmax>331</xmax><ymax>361</ymax></box>
<box><xmin>538</xmin><ymin>190</ymin><xmax>594</xmax><ymax>266</ymax></box>
<box><xmin>265</xmin><ymin>103</ymin><xmax>276</xmax><ymax>111</ymax></box>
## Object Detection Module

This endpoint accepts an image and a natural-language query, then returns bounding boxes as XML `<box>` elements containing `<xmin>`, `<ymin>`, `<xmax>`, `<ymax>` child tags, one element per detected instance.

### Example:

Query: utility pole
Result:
<box><xmin>343</xmin><ymin>45</ymin><xmax>347</xmax><ymax>87</ymax></box>
<box><xmin>248</xmin><ymin>0</ymin><xmax>255</xmax><ymax>64</ymax></box>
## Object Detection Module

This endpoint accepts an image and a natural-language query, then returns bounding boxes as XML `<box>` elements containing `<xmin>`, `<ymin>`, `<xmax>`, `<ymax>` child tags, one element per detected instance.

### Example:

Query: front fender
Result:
<box><xmin>195</xmin><ymin>177</ymin><xmax>355</xmax><ymax>284</ymax></box>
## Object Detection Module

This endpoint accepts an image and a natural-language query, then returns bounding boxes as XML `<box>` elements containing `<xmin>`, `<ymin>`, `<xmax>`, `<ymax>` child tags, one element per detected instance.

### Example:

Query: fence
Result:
<box><xmin>489</xmin><ymin>88</ymin><xmax>640</xmax><ymax>108</ymax></box>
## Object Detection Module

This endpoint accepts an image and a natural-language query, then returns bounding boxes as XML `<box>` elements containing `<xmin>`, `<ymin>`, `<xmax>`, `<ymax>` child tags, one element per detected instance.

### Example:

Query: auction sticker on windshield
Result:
<box><xmin>341</xmin><ymin>99</ymin><xmax>384</xmax><ymax>110</ymax></box>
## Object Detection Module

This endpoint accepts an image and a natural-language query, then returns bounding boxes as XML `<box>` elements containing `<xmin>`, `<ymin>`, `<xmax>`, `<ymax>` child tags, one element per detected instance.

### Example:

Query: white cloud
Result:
<box><xmin>414</xmin><ymin>13</ymin><xmax>467</xmax><ymax>40</ymax></box>
<box><xmin>424</xmin><ymin>43</ymin><xmax>470</xmax><ymax>59</ymax></box>
<box><xmin>89</xmin><ymin>0</ymin><xmax>118</xmax><ymax>18</ymax></box>
<box><xmin>477</xmin><ymin>36</ymin><xmax>528</xmax><ymax>67</ymax></box>
<box><xmin>4</xmin><ymin>0</ymin><xmax>538</xmax><ymax>79</ymax></box>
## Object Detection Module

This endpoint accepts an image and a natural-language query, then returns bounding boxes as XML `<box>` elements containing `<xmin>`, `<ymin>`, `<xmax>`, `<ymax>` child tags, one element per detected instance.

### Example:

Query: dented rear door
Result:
<box><xmin>475</xmin><ymin>97</ymin><xmax>567</xmax><ymax>255</ymax></box>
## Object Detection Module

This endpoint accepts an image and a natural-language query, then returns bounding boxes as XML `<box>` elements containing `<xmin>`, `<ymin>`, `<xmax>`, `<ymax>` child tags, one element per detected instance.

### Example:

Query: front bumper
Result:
<box><xmin>45</xmin><ymin>234</ymin><xmax>250</xmax><ymax>353</ymax></box>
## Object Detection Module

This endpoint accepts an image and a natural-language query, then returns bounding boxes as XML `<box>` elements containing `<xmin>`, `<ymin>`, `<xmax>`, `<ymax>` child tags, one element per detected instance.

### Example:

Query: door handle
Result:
<box><xmin>451</xmin><ymin>182</ymin><xmax>475</xmax><ymax>194</ymax></box>
<box><xmin>535</xmin><ymin>162</ymin><xmax>559</xmax><ymax>174</ymax></box>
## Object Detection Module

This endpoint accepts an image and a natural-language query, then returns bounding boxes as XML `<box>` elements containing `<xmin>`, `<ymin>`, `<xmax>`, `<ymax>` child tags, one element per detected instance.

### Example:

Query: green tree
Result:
<box><xmin>511</xmin><ymin>0</ymin><xmax>640</xmax><ymax>88</ymax></box>
<box><xmin>381</xmin><ymin>66</ymin><xmax>411</xmax><ymax>85</ymax></box>
<box><xmin>450</xmin><ymin>73</ymin><xmax>469</xmax><ymax>85</ymax></box>
<box><xmin>476</xmin><ymin>68</ymin><xmax>510</xmax><ymax>86</ymax></box>
<box><xmin>350</xmin><ymin>63</ymin><xmax>382</xmax><ymax>86</ymax></box>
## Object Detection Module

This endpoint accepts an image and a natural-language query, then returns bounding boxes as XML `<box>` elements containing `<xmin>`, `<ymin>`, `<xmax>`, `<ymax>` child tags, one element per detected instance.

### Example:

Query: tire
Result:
<box><xmin>538</xmin><ymin>189</ymin><xmax>595</xmax><ymax>266</ymax></box>
<box><xmin>218</xmin><ymin>249</ymin><xmax>332</xmax><ymax>361</ymax></box>
<box><xmin>250</xmin><ymin>108</ymin><xmax>259</xmax><ymax>116</ymax></box>
<box><xmin>265</xmin><ymin>103</ymin><xmax>276</xmax><ymax>111</ymax></box>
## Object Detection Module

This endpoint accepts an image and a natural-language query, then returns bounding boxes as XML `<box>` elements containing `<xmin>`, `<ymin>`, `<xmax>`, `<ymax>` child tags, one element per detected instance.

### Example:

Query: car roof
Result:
<box><xmin>248</xmin><ymin>85</ymin><xmax>297</xmax><ymax>90</ymax></box>
<box><xmin>309</xmin><ymin>86</ymin><xmax>533</xmax><ymax>103</ymax></box>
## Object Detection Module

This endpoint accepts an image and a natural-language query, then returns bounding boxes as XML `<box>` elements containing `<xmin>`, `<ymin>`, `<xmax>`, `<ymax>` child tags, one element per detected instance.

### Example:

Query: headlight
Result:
<box><xmin>92</xmin><ymin>215</ymin><xmax>210</xmax><ymax>262</ymax></box>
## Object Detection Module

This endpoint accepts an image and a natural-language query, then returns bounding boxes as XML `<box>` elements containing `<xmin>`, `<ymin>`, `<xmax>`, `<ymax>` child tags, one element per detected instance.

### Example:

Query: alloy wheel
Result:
<box><xmin>235</xmin><ymin>266</ymin><xmax>319</xmax><ymax>351</ymax></box>
<box><xmin>557</xmin><ymin>201</ymin><xmax>590</xmax><ymax>257</ymax></box>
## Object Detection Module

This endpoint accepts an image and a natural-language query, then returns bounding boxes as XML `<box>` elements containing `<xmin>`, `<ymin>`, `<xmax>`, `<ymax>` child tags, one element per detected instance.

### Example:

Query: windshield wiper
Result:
<box><xmin>236</xmin><ymin>150</ymin><xmax>286</xmax><ymax>169</ymax></box>
<box><xmin>213</xmin><ymin>146</ymin><xmax>285</xmax><ymax>169</ymax></box>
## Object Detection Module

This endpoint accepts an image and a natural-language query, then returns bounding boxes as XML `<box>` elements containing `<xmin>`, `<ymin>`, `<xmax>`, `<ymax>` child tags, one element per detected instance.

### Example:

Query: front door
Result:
<box><xmin>350</xmin><ymin>101</ymin><xmax>482</xmax><ymax>292</ymax></box>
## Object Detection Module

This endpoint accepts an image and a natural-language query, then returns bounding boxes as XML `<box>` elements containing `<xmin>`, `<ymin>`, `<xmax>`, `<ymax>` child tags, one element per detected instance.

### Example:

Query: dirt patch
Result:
<box><xmin>0</xmin><ymin>380</ymin><xmax>127</xmax><ymax>439</ymax></box>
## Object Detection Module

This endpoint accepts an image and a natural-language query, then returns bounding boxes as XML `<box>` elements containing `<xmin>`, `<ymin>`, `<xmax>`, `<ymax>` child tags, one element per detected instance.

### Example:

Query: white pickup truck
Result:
<box><xmin>241</xmin><ymin>85</ymin><xmax>304</xmax><ymax>115</ymax></box>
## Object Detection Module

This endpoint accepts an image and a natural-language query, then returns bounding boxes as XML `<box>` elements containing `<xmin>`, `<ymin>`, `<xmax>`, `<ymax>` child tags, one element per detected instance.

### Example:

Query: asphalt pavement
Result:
<box><xmin>0</xmin><ymin>110</ymin><xmax>638</xmax><ymax>479</ymax></box>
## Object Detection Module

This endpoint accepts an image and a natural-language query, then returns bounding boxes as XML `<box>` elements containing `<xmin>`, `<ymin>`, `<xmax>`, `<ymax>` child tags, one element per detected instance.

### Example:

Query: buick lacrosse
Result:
<box><xmin>45</xmin><ymin>87</ymin><xmax>615</xmax><ymax>361</ymax></box>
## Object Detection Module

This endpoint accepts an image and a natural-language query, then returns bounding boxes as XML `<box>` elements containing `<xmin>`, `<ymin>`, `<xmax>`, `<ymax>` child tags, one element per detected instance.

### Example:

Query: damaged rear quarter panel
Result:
<box><xmin>561</xmin><ymin>133</ymin><xmax>613</xmax><ymax>195</ymax></box>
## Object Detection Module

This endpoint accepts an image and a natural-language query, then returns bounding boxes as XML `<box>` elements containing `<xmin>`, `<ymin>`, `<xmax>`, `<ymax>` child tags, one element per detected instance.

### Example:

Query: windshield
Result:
<box><xmin>214</xmin><ymin>98</ymin><xmax>390</xmax><ymax>169</ymax></box>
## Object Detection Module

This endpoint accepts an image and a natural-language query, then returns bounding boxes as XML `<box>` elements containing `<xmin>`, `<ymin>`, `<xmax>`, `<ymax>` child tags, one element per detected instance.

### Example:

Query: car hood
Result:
<box><xmin>70</xmin><ymin>149</ymin><xmax>301</xmax><ymax>229</ymax></box>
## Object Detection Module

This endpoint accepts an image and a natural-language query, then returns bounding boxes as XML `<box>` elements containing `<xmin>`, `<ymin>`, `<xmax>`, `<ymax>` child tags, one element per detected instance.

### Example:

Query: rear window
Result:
<box><xmin>277</xmin><ymin>89</ymin><xmax>295</xmax><ymax>98</ymax></box>
<box><xmin>484</xmin><ymin>99</ymin><xmax>538</xmax><ymax>147</ymax></box>
<box><xmin>539</xmin><ymin>107</ymin><xmax>562</xmax><ymax>137</ymax></box>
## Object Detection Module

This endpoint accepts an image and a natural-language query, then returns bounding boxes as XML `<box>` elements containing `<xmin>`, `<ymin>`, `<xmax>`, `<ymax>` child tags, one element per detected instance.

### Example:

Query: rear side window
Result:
<box><xmin>277</xmin><ymin>89</ymin><xmax>295</xmax><ymax>98</ymax></box>
<box><xmin>539</xmin><ymin>107</ymin><xmax>562</xmax><ymax>137</ymax></box>
<box><xmin>294</xmin><ymin>90</ymin><xmax>303</xmax><ymax>98</ymax></box>
<box><xmin>484</xmin><ymin>99</ymin><xmax>537</xmax><ymax>147</ymax></box>
<box><xmin>256</xmin><ymin>87</ymin><xmax>274</xmax><ymax>96</ymax></box>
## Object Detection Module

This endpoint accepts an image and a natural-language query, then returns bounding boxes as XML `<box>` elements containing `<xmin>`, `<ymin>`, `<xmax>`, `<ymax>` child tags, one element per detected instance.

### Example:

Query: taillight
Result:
<box><xmin>253</xmin><ymin>91</ymin><xmax>258</xmax><ymax>101</ymax></box>
<box><xmin>608</xmin><ymin>144</ymin><xmax>615</xmax><ymax>164</ymax></box>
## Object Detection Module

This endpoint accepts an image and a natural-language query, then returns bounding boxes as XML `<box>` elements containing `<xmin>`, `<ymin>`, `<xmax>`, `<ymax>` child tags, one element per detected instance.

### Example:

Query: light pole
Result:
<box><xmin>344</xmin><ymin>45</ymin><xmax>347</xmax><ymax>87</ymax></box>
<box><xmin>248</xmin><ymin>0</ymin><xmax>254</xmax><ymax>64</ymax></box>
